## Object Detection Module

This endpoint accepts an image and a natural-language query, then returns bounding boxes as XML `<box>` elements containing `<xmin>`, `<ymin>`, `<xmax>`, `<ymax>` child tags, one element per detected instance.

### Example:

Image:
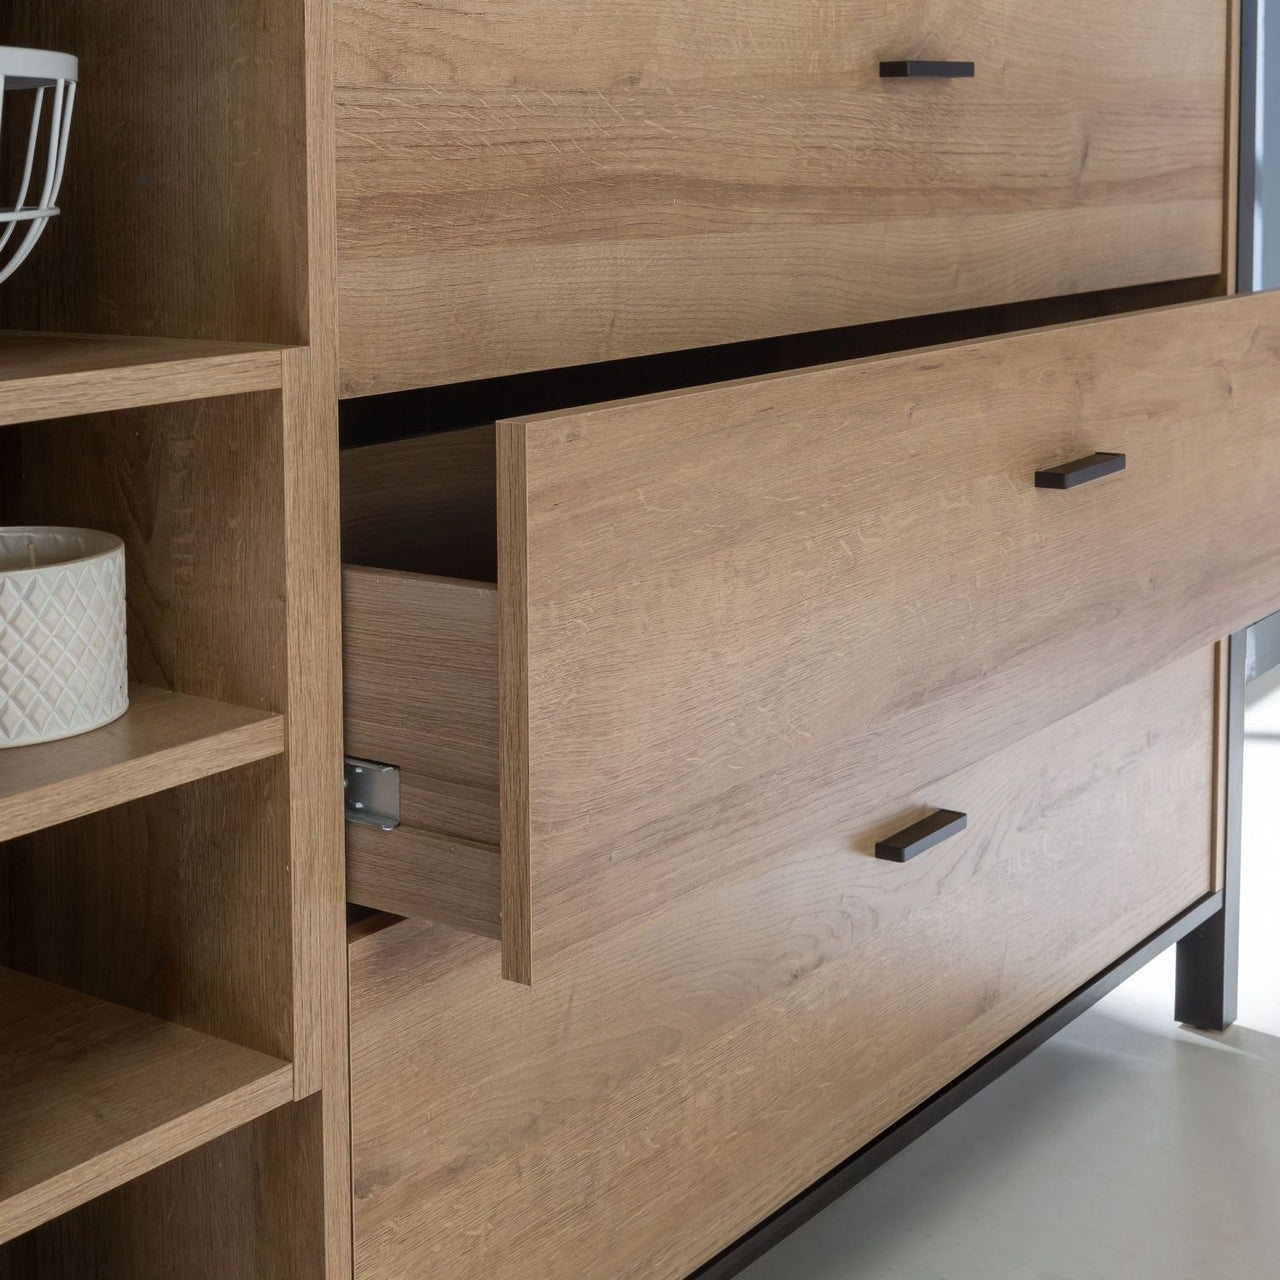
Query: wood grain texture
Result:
<box><xmin>0</xmin><ymin>2</ymin><xmax>309</xmax><ymax>345</ymax></box>
<box><xmin>0</xmin><ymin>1101</ymin><xmax>326</xmax><ymax>1280</ymax></box>
<box><xmin>1</xmin><ymin>0</ymin><xmax>351</xmax><ymax>1270</ymax></box>
<box><xmin>0</xmin><ymin>966</ymin><xmax>293</xmax><ymax>1245</ymax></box>
<box><xmin>496</xmin><ymin>426</ymin><xmax>533</xmax><ymax>981</ymax></box>
<box><xmin>1222</xmin><ymin>0</ymin><xmax>1243</xmax><ymax>292</ymax></box>
<box><xmin>0</xmin><ymin>685</ymin><xmax>284</xmax><ymax>844</ymax></box>
<box><xmin>348</xmin><ymin>651</ymin><xmax>1216</xmax><ymax>1279</ymax></box>
<box><xmin>341</xmin><ymin>428</ymin><xmax>497</xmax><ymax>581</ymax></box>
<box><xmin>343</xmin><ymin>566</ymin><xmax>501</xmax><ymax>934</ymax></box>
<box><xmin>7</xmin><ymin>379</ymin><xmax>349</xmax><ymax>1269</ymax></box>
<box><xmin>343</xmin><ymin>567</ymin><xmax>499</xmax><ymax>841</ymax></box>
<box><xmin>8</xmin><ymin>396</ymin><xmax>296</xmax><ymax>1054</ymax></box>
<box><xmin>347</xmin><ymin>829</ymin><xmax>501</xmax><ymax>939</ymax></box>
<box><xmin>0</xmin><ymin>334</ymin><xmax>285</xmax><ymax>426</ymax></box>
<box><xmin>280</xmin><ymin>345</ymin><xmax>348</xmax><ymax>1098</ymax></box>
<box><xmin>494</xmin><ymin>290</ymin><xmax>1280</xmax><ymax>979</ymax></box>
<box><xmin>335</xmin><ymin>0</ymin><xmax>1227</xmax><ymax>392</ymax></box>
<box><xmin>291</xmin><ymin>0</ymin><xmax>354</xmax><ymax>1260</ymax></box>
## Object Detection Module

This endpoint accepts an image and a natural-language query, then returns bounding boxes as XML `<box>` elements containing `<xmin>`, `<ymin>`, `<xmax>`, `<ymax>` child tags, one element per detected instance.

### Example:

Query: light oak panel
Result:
<box><xmin>334</xmin><ymin>0</ymin><xmax>1217</xmax><ymax>92</ymax></box>
<box><xmin>343</xmin><ymin>567</ymin><xmax>500</xmax><ymax>932</ymax></box>
<box><xmin>0</xmin><ymin>334</ymin><xmax>285</xmax><ymax>427</ymax></box>
<box><xmin>348</xmin><ymin>651</ymin><xmax>1216</xmax><ymax>1279</ymax></box>
<box><xmin>0</xmin><ymin>3</ymin><xmax>308</xmax><ymax>345</ymax></box>
<box><xmin>339</xmin><ymin>206</ymin><xmax>1222</xmax><ymax>395</ymax></box>
<box><xmin>279</xmin><ymin>346</ymin><xmax>348</xmax><ymax>1124</ymax></box>
<box><xmin>8</xmin><ymin>396</ymin><xmax>296</xmax><ymax>1054</ymax></box>
<box><xmin>347</xmin><ymin>829</ymin><xmax>500</xmax><ymax>939</ymax></box>
<box><xmin>341</xmin><ymin>428</ymin><xmax>497</xmax><ymax>582</ymax></box>
<box><xmin>0</xmin><ymin>1101</ymin><xmax>326</xmax><ymax>1279</ymax></box>
<box><xmin>0</xmin><ymin>967</ymin><xmax>293</xmax><ymax>1245</ymax></box>
<box><xmin>493</xmin><ymin>290</ymin><xmax>1280</xmax><ymax>980</ymax></box>
<box><xmin>0</xmin><ymin>686</ymin><xmax>284</xmax><ymax>844</ymax></box>
<box><xmin>1</xmin><ymin>0</ymin><xmax>351</xmax><ymax>1271</ymax></box>
<box><xmin>286</xmin><ymin>0</ymin><xmax>355</xmax><ymax>1250</ymax></box>
<box><xmin>335</xmin><ymin>0</ymin><xmax>1226</xmax><ymax>391</ymax></box>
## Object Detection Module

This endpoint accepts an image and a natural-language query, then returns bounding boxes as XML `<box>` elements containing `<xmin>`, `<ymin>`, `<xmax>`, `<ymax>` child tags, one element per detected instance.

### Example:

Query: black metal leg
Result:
<box><xmin>1175</xmin><ymin>631</ymin><xmax>1245</xmax><ymax>1032</ymax></box>
<box><xmin>1174</xmin><ymin>902</ymin><xmax>1239</xmax><ymax>1031</ymax></box>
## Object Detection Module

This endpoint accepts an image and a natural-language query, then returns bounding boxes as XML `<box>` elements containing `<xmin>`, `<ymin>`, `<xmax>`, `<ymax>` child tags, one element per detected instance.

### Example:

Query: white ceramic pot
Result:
<box><xmin>0</xmin><ymin>527</ymin><xmax>128</xmax><ymax>748</ymax></box>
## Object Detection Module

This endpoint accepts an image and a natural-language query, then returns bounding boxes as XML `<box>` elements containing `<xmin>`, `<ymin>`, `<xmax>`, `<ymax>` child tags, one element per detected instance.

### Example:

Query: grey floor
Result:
<box><xmin>741</xmin><ymin>672</ymin><xmax>1280</xmax><ymax>1280</ymax></box>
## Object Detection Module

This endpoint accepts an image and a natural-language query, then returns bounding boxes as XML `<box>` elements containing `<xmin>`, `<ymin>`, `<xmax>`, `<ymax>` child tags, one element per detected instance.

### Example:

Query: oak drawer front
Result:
<box><xmin>334</xmin><ymin>0</ymin><xmax>1227</xmax><ymax>394</ymax></box>
<box><xmin>348</xmin><ymin>651</ymin><xmax>1217</xmax><ymax>1280</ymax></box>
<box><xmin>342</xmin><ymin>292</ymin><xmax>1280</xmax><ymax>983</ymax></box>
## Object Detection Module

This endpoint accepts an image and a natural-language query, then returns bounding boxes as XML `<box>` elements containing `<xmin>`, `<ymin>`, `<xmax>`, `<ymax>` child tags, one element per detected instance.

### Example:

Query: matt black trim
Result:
<box><xmin>1246</xmin><ymin>608</ymin><xmax>1280</xmax><ymax>681</ymax></box>
<box><xmin>875</xmin><ymin>810</ymin><xmax>967</xmax><ymax>862</ymax></box>
<box><xmin>1175</xmin><ymin>632</ymin><xmax>1245</xmax><ymax>1030</ymax></box>
<box><xmin>1034</xmin><ymin>452</ymin><xmax>1126</xmax><ymax>489</ymax></box>
<box><xmin>1238</xmin><ymin>0</ymin><xmax>1260</xmax><ymax>293</ymax></box>
<box><xmin>689</xmin><ymin>891</ymin><xmax>1224</xmax><ymax>1280</ymax></box>
<box><xmin>879</xmin><ymin>60</ymin><xmax>975</xmax><ymax>79</ymax></box>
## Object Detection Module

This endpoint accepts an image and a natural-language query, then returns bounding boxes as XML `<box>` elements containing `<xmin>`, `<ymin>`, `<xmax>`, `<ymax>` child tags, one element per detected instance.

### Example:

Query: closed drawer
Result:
<box><xmin>348</xmin><ymin>649</ymin><xmax>1218</xmax><ymax>1279</ymax></box>
<box><xmin>335</xmin><ymin>0</ymin><xmax>1227</xmax><ymax>394</ymax></box>
<box><xmin>342</xmin><ymin>291</ymin><xmax>1280</xmax><ymax>983</ymax></box>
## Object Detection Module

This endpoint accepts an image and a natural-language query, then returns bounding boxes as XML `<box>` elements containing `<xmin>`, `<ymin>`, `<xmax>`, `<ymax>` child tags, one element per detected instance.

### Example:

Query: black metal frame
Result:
<box><xmin>1237</xmin><ymin>0</ymin><xmax>1261</xmax><ymax>295</ymax></box>
<box><xmin>686</xmin><ymin>665</ymin><xmax>1249</xmax><ymax>1280</ymax></box>
<box><xmin>1175</xmin><ymin>632</ymin><xmax>1246</xmax><ymax>1030</ymax></box>
<box><xmin>690</xmin><ymin>892</ymin><xmax>1226</xmax><ymax>1279</ymax></box>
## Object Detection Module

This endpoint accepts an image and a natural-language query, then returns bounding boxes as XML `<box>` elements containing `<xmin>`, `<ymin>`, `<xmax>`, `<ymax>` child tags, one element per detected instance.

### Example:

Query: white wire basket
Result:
<box><xmin>0</xmin><ymin>46</ymin><xmax>77</xmax><ymax>286</ymax></box>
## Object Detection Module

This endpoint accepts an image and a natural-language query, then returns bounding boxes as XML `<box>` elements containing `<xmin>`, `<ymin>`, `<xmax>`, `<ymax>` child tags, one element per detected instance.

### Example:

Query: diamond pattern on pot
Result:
<box><xmin>1</xmin><ymin>547</ymin><xmax>128</xmax><ymax>747</ymax></box>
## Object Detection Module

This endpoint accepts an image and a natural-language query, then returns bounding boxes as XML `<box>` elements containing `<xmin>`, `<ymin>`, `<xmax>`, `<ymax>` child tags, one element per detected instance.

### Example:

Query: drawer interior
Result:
<box><xmin>342</xmin><ymin>425</ymin><xmax>497</xmax><ymax>583</ymax></box>
<box><xmin>342</xmin><ymin>427</ymin><xmax>500</xmax><ymax>938</ymax></box>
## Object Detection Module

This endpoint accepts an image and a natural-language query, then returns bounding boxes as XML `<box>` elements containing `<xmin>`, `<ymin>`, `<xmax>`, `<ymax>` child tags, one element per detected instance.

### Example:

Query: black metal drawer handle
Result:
<box><xmin>875</xmin><ymin>809</ymin><xmax>968</xmax><ymax>863</ymax></box>
<box><xmin>880</xmin><ymin>60</ymin><xmax>975</xmax><ymax>79</ymax></box>
<box><xmin>1034</xmin><ymin>452</ymin><xmax>1127</xmax><ymax>490</ymax></box>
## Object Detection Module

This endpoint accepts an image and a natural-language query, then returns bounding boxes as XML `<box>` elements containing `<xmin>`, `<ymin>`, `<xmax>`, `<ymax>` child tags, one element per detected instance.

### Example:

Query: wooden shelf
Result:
<box><xmin>0</xmin><ymin>685</ymin><xmax>285</xmax><ymax>843</ymax></box>
<box><xmin>0</xmin><ymin>332</ymin><xmax>286</xmax><ymax>427</ymax></box>
<box><xmin>0</xmin><ymin>966</ymin><xmax>293</xmax><ymax>1244</ymax></box>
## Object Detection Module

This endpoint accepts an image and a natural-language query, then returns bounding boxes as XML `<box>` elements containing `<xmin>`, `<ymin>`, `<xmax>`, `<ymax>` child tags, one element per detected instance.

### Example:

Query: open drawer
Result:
<box><xmin>343</xmin><ymin>291</ymin><xmax>1280</xmax><ymax>984</ymax></box>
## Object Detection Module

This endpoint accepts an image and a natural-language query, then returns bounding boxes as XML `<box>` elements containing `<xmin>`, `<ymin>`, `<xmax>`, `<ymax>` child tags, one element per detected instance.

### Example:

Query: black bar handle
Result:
<box><xmin>875</xmin><ymin>810</ymin><xmax>968</xmax><ymax>863</ymax></box>
<box><xmin>880</xmin><ymin>60</ymin><xmax>975</xmax><ymax>79</ymax></box>
<box><xmin>1034</xmin><ymin>452</ymin><xmax>1127</xmax><ymax>490</ymax></box>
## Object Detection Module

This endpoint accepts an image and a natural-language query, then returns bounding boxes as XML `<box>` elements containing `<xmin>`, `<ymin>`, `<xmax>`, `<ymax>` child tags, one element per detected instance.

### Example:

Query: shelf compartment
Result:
<box><xmin>0</xmin><ymin>685</ymin><xmax>285</xmax><ymax>843</ymax></box>
<box><xmin>0</xmin><ymin>332</ymin><xmax>285</xmax><ymax>427</ymax></box>
<box><xmin>0</xmin><ymin>966</ymin><xmax>293</xmax><ymax>1244</ymax></box>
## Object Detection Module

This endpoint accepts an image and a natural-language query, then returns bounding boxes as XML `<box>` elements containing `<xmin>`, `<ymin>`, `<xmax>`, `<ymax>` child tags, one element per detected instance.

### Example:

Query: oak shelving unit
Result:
<box><xmin>0</xmin><ymin>684</ymin><xmax>285</xmax><ymax>844</ymax></box>
<box><xmin>0</xmin><ymin>967</ymin><xmax>293</xmax><ymax>1245</ymax></box>
<box><xmin>0</xmin><ymin>0</ymin><xmax>348</xmax><ymax>1276</ymax></box>
<box><xmin>0</xmin><ymin>332</ymin><xmax>287</xmax><ymax>426</ymax></box>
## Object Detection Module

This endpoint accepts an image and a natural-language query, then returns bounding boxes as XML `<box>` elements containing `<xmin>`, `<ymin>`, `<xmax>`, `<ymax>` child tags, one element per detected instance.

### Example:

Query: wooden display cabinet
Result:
<box><xmin>0</xmin><ymin>0</ymin><xmax>348</xmax><ymax>1275</ymax></box>
<box><xmin>0</xmin><ymin>0</ymin><xmax>1261</xmax><ymax>1276</ymax></box>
